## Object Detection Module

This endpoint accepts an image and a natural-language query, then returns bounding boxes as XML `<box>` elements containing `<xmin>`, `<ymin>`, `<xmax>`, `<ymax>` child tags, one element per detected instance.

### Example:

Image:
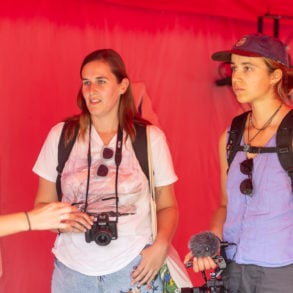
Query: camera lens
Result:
<box><xmin>94</xmin><ymin>229</ymin><xmax>112</xmax><ymax>246</ymax></box>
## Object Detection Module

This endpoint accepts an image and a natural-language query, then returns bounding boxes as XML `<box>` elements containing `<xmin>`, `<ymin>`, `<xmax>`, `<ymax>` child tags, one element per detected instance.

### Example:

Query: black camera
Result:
<box><xmin>182</xmin><ymin>273</ymin><xmax>227</xmax><ymax>293</ymax></box>
<box><xmin>183</xmin><ymin>256</ymin><xmax>228</xmax><ymax>292</ymax></box>
<box><xmin>85</xmin><ymin>213</ymin><xmax>118</xmax><ymax>246</ymax></box>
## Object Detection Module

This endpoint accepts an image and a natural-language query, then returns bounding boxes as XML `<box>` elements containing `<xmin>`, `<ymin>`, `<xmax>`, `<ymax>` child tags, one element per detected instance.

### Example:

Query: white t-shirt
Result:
<box><xmin>33</xmin><ymin>122</ymin><xmax>177</xmax><ymax>275</ymax></box>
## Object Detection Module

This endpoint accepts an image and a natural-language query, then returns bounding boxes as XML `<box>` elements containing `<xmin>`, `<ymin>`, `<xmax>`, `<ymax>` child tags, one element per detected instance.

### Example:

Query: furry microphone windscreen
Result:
<box><xmin>188</xmin><ymin>231</ymin><xmax>220</xmax><ymax>258</ymax></box>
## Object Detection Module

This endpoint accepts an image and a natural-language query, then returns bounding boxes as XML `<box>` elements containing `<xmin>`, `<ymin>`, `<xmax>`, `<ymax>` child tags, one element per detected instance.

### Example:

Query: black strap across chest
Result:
<box><xmin>227</xmin><ymin>109</ymin><xmax>293</xmax><ymax>191</ymax></box>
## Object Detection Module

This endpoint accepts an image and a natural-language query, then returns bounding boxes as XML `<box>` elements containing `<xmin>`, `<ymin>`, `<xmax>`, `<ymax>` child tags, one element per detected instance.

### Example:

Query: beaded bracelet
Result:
<box><xmin>24</xmin><ymin>211</ymin><xmax>31</xmax><ymax>231</ymax></box>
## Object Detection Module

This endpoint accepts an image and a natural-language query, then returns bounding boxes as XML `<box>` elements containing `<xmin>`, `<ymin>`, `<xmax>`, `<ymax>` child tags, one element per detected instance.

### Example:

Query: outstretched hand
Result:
<box><xmin>28</xmin><ymin>202</ymin><xmax>93</xmax><ymax>232</ymax></box>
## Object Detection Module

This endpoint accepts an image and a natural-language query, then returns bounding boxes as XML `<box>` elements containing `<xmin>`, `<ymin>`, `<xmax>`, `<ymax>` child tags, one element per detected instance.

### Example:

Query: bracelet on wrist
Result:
<box><xmin>24</xmin><ymin>211</ymin><xmax>31</xmax><ymax>231</ymax></box>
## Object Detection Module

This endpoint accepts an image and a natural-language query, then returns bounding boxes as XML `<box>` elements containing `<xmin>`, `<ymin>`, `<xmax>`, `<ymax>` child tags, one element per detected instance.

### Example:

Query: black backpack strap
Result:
<box><xmin>277</xmin><ymin>109</ymin><xmax>293</xmax><ymax>191</ymax></box>
<box><xmin>56</xmin><ymin>120</ymin><xmax>79</xmax><ymax>200</ymax></box>
<box><xmin>226</xmin><ymin>112</ymin><xmax>249</xmax><ymax>167</ymax></box>
<box><xmin>132</xmin><ymin>122</ymin><xmax>149</xmax><ymax>181</ymax></box>
<box><xmin>226</xmin><ymin>109</ymin><xmax>293</xmax><ymax>191</ymax></box>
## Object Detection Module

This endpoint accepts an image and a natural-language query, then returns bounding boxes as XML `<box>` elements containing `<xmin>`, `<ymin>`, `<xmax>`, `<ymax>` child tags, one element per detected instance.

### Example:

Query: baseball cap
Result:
<box><xmin>211</xmin><ymin>34</ymin><xmax>291</xmax><ymax>68</ymax></box>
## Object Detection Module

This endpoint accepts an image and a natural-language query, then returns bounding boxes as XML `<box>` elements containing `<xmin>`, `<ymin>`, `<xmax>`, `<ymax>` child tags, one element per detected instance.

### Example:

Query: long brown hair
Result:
<box><xmin>65</xmin><ymin>49</ymin><xmax>149</xmax><ymax>144</ymax></box>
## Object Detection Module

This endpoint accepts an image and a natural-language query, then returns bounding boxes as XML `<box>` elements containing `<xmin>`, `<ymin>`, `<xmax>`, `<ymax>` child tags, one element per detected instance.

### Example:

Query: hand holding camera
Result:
<box><xmin>56</xmin><ymin>208</ymin><xmax>94</xmax><ymax>233</ymax></box>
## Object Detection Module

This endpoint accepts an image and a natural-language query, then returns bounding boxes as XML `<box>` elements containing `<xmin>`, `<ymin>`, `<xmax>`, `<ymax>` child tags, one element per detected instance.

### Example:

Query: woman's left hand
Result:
<box><xmin>131</xmin><ymin>242</ymin><xmax>168</xmax><ymax>287</ymax></box>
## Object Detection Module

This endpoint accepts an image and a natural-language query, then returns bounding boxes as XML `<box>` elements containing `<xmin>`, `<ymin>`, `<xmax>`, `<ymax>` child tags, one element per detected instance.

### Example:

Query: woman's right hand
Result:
<box><xmin>28</xmin><ymin>202</ymin><xmax>94</xmax><ymax>232</ymax></box>
<box><xmin>55</xmin><ymin>206</ymin><xmax>94</xmax><ymax>233</ymax></box>
<box><xmin>184</xmin><ymin>251</ymin><xmax>218</xmax><ymax>273</ymax></box>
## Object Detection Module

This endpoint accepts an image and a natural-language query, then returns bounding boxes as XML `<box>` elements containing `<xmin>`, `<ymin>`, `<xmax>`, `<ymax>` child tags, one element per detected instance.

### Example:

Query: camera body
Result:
<box><xmin>85</xmin><ymin>213</ymin><xmax>117</xmax><ymax>246</ymax></box>
<box><xmin>182</xmin><ymin>256</ymin><xmax>228</xmax><ymax>293</ymax></box>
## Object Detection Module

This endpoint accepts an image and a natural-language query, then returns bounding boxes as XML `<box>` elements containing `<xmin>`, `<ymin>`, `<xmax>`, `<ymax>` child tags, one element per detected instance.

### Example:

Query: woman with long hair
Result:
<box><xmin>33</xmin><ymin>49</ymin><xmax>178</xmax><ymax>292</ymax></box>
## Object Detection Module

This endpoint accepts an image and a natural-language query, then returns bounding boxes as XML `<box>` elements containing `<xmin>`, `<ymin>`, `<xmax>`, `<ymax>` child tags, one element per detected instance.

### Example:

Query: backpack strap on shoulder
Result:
<box><xmin>132</xmin><ymin>122</ymin><xmax>149</xmax><ymax>181</ymax></box>
<box><xmin>56</xmin><ymin>120</ymin><xmax>80</xmax><ymax>200</ymax></box>
<box><xmin>226</xmin><ymin>112</ymin><xmax>249</xmax><ymax>168</ymax></box>
<box><xmin>226</xmin><ymin>109</ymin><xmax>293</xmax><ymax>191</ymax></box>
<box><xmin>276</xmin><ymin>109</ymin><xmax>293</xmax><ymax>191</ymax></box>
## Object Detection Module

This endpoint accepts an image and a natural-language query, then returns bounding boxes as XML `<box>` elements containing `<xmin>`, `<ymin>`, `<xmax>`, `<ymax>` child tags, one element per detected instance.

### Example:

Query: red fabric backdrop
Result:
<box><xmin>0</xmin><ymin>0</ymin><xmax>292</xmax><ymax>291</ymax></box>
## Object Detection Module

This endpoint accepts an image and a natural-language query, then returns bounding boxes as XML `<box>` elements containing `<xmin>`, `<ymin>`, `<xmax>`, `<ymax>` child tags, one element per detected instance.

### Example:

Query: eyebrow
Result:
<box><xmin>230</xmin><ymin>61</ymin><xmax>256</xmax><ymax>66</ymax></box>
<box><xmin>82</xmin><ymin>76</ymin><xmax>108</xmax><ymax>80</ymax></box>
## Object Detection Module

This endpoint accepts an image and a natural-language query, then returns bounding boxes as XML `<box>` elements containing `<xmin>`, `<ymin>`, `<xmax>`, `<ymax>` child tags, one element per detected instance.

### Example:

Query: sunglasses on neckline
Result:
<box><xmin>97</xmin><ymin>147</ymin><xmax>114</xmax><ymax>177</ymax></box>
<box><xmin>239</xmin><ymin>158</ymin><xmax>253</xmax><ymax>196</ymax></box>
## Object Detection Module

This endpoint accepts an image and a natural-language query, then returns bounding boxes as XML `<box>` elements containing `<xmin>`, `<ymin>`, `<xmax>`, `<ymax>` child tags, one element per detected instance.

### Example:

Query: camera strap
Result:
<box><xmin>84</xmin><ymin>122</ymin><xmax>123</xmax><ymax>224</ymax></box>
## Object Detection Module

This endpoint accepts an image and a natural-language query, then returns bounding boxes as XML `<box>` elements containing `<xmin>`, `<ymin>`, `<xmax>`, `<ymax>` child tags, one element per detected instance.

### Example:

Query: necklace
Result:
<box><xmin>250</xmin><ymin>103</ymin><xmax>282</xmax><ymax>131</ymax></box>
<box><xmin>243</xmin><ymin>102</ymin><xmax>283</xmax><ymax>152</ymax></box>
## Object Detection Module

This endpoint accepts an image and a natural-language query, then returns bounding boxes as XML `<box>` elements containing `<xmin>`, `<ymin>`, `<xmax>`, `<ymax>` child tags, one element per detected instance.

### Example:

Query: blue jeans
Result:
<box><xmin>52</xmin><ymin>256</ymin><xmax>163</xmax><ymax>293</ymax></box>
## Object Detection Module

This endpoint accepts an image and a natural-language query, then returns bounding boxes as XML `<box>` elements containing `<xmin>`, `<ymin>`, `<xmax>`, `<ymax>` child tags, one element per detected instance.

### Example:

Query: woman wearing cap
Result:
<box><xmin>185</xmin><ymin>34</ymin><xmax>293</xmax><ymax>292</ymax></box>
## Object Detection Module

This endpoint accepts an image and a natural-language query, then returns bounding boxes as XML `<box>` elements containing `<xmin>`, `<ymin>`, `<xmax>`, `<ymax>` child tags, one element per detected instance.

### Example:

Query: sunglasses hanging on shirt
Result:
<box><xmin>84</xmin><ymin>122</ymin><xmax>123</xmax><ymax>211</ymax></box>
<box><xmin>97</xmin><ymin>147</ymin><xmax>114</xmax><ymax>177</ymax></box>
<box><xmin>239</xmin><ymin>158</ymin><xmax>253</xmax><ymax>196</ymax></box>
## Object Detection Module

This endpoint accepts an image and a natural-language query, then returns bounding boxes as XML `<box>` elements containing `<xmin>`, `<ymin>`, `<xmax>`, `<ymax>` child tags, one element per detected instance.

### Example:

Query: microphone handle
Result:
<box><xmin>201</xmin><ymin>271</ymin><xmax>208</xmax><ymax>283</ymax></box>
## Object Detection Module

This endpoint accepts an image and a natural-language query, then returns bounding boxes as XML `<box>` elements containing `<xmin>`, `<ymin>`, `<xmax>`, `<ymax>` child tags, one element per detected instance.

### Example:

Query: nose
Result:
<box><xmin>232</xmin><ymin>71</ymin><xmax>241</xmax><ymax>84</ymax></box>
<box><xmin>85</xmin><ymin>83</ymin><xmax>98</xmax><ymax>95</ymax></box>
<box><xmin>88</xmin><ymin>83</ymin><xmax>95</xmax><ymax>92</ymax></box>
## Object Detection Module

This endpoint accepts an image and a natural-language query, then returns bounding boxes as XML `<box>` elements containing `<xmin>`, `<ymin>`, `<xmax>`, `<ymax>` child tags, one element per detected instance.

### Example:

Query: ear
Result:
<box><xmin>120</xmin><ymin>78</ymin><xmax>130</xmax><ymax>94</ymax></box>
<box><xmin>271</xmin><ymin>69</ymin><xmax>282</xmax><ymax>84</ymax></box>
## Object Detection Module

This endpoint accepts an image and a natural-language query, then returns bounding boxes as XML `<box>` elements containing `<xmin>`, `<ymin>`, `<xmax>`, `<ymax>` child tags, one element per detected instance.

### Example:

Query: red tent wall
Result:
<box><xmin>0</xmin><ymin>0</ymin><xmax>292</xmax><ymax>292</ymax></box>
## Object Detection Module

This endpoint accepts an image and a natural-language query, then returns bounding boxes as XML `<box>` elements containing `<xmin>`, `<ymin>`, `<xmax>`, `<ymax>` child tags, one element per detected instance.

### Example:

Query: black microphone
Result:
<box><xmin>188</xmin><ymin>231</ymin><xmax>228</xmax><ymax>257</ymax></box>
<box><xmin>186</xmin><ymin>231</ymin><xmax>230</xmax><ymax>271</ymax></box>
<box><xmin>188</xmin><ymin>231</ymin><xmax>220</xmax><ymax>258</ymax></box>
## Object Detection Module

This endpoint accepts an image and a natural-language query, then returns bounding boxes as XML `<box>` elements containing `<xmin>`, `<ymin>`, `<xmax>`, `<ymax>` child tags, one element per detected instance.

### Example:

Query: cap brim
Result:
<box><xmin>212</xmin><ymin>49</ymin><xmax>263</xmax><ymax>62</ymax></box>
<box><xmin>211</xmin><ymin>51</ymin><xmax>231</xmax><ymax>62</ymax></box>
